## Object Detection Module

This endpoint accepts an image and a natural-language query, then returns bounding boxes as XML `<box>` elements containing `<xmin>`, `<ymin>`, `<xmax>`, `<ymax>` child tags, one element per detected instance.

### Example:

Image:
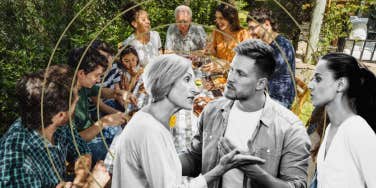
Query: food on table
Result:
<box><xmin>193</xmin><ymin>96</ymin><xmax>213</xmax><ymax>117</ymax></box>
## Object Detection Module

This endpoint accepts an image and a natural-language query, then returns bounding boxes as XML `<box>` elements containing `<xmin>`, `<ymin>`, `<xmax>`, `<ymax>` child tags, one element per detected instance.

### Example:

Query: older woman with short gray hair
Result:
<box><xmin>111</xmin><ymin>54</ymin><xmax>259</xmax><ymax>188</ymax></box>
<box><xmin>143</xmin><ymin>54</ymin><xmax>192</xmax><ymax>104</ymax></box>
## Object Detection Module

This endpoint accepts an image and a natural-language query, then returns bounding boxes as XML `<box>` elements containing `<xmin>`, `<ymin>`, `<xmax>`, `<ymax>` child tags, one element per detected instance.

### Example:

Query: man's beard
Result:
<box><xmin>224</xmin><ymin>90</ymin><xmax>248</xmax><ymax>101</ymax></box>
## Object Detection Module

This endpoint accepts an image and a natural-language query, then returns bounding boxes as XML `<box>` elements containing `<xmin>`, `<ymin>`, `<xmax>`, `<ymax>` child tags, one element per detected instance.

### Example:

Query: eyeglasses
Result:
<box><xmin>248</xmin><ymin>24</ymin><xmax>260</xmax><ymax>31</ymax></box>
<box><xmin>177</xmin><ymin>20</ymin><xmax>190</xmax><ymax>24</ymax></box>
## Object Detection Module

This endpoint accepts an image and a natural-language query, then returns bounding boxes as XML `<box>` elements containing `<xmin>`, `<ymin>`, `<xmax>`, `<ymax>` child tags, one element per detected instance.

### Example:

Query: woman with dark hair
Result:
<box><xmin>206</xmin><ymin>3</ymin><xmax>249</xmax><ymax>63</ymax></box>
<box><xmin>117</xmin><ymin>46</ymin><xmax>141</xmax><ymax>91</ymax></box>
<box><xmin>308</xmin><ymin>52</ymin><xmax>376</xmax><ymax>188</ymax></box>
<box><xmin>103</xmin><ymin>46</ymin><xmax>149</xmax><ymax>174</ymax></box>
<box><xmin>116</xmin><ymin>45</ymin><xmax>149</xmax><ymax>114</ymax></box>
<box><xmin>119</xmin><ymin>1</ymin><xmax>161</xmax><ymax>66</ymax></box>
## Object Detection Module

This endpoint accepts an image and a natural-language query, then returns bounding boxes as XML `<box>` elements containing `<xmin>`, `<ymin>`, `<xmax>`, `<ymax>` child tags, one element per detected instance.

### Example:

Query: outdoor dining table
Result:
<box><xmin>172</xmin><ymin>55</ymin><xmax>228</xmax><ymax>153</ymax></box>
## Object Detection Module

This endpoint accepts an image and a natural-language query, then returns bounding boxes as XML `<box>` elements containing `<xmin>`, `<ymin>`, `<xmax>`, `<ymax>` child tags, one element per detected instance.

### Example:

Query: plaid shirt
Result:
<box><xmin>165</xmin><ymin>24</ymin><xmax>206</xmax><ymax>53</ymax></box>
<box><xmin>0</xmin><ymin>119</ymin><xmax>91</xmax><ymax>187</ymax></box>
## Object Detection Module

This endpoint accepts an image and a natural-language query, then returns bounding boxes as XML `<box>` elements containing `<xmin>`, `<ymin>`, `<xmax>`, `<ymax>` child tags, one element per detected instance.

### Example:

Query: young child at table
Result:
<box><xmin>116</xmin><ymin>45</ymin><xmax>148</xmax><ymax>114</ymax></box>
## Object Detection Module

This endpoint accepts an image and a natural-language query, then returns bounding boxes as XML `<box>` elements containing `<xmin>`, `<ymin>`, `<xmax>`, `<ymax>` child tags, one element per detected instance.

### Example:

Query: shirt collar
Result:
<box><xmin>259</xmin><ymin>94</ymin><xmax>275</xmax><ymax>127</ymax></box>
<box><xmin>29</xmin><ymin>127</ymin><xmax>58</xmax><ymax>149</ymax></box>
<box><xmin>11</xmin><ymin>119</ymin><xmax>48</xmax><ymax>149</ymax></box>
<box><xmin>30</xmin><ymin>131</ymin><xmax>49</xmax><ymax>148</ymax></box>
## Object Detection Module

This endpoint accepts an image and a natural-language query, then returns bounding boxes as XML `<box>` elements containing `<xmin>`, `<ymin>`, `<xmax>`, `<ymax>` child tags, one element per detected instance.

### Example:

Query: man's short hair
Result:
<box><xmin>68</xmin><ymin>47</ymin><xmax>108</xmax><ymax>74</ymax></box>
<box><xmin>247</xmin><ymin>8</ymin><xmax>278</xmax><ymax>31</ymax></box>
<box><xmin>16</xmin><ymin>65</ymin><xmax>75</xmax><ymax>130</ymax></box>
<box><xmin>234</xmin><ymin>39</ymin><xmax>276</xmax><ymax>79</ymax></box>
<box><xmin>143</xmin><ymin>54</ymin><xmax>191</xmax><ymax>103</ymax></box>
<box><xmin>91</xmin><ymin>40</ymin><xmax>115</xmax><ymax>55</ymax></box>
<box><xmin>174</xmin><ymin>5</ymin><xmax>192</xmax><ymax>19</ymax></box>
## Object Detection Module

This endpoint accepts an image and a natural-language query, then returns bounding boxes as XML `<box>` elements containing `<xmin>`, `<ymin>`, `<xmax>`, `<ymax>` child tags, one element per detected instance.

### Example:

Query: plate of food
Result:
<box><xmin>211</xmin><ymin>75</ymin><xmax>226</xmax><ymax>90</ymax></box>
<box><xmin>193</xmin><ymin>96</ymin><xmax>214</xmax><ymax>117</ymax></box>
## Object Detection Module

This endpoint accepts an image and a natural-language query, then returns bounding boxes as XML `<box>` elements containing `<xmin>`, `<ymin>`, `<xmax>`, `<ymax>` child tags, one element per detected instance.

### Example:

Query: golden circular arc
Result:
<box><xmin>40</xmin><ymin>0</ymin><xmax>317</xmax><ymax>187</ymax></box>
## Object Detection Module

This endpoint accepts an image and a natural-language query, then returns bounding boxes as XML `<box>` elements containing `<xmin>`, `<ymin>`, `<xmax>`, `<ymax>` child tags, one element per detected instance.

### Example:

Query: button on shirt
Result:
<box><xmin>222</xmin><ymin>104</ymin><xmax>262</xmax><ymax>188</ymax></box>
<box><xmin>180</xmin><ymin>94</ymin><xmax>311</xmax><ymax>188</ymax></box>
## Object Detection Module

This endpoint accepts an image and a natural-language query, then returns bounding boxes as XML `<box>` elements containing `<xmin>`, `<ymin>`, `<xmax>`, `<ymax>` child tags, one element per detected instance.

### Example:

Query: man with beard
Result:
<box><xmin>180</xmin><ymin>39</ymin><xmax>311</xmax><ymax>188</ymax></box>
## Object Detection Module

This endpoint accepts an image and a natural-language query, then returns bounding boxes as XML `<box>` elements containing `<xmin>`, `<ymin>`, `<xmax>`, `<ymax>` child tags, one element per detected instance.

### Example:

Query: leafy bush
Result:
<box><xmin>0</xmin><ymin>0</ymin><xmax>219</xmax><ymax>135</ymax></box>
<box><xmin>317</xmin><ymin>0</ymin><xmax>376</xmax><ymax>56</ymax></box>
<box><xmin>0</xmin><ymin>0</ymin><xmax>313</xmax><ymax>135</ymax></box>
<box><xmin>245</xmin><ymin>0</ymin><xmax>313</xmax><ymax>47</ymax></box>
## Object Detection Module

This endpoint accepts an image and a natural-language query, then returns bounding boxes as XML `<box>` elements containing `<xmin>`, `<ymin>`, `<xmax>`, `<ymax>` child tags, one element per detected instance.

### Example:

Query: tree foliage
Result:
<box><xmin>0</xmin><ymin>0</ymin><xmax>311</xmax><ymax>135</ymax></box>
<box><xmin>245</xmin><ymin>0</ymin><xmax>313</xmax><ymax>47</ymax></box>
<box><xmin>0</xmin><ymin>0</ymin><xmax>220</xmax><ymax>135</ymax></box>
<box><xmin>317</xmin><ymin>0</ymin><xmax>376</xmax><ymax>55</ymax></box>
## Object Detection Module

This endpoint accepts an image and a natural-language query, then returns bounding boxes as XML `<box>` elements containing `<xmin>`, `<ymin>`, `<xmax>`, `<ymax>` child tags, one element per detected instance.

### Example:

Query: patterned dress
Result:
<box><xmin>269</xmin><ymin>35</ymin><xmax>296</xmax><ymax>109</ymax></box>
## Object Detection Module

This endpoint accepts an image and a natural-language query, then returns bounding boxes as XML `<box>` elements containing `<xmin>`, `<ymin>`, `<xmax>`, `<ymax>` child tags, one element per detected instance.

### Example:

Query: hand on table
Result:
<box><xmin>100</xmin><ymin>112</ymin><xmax>128</xmax><ymax>127</ymax></box>
<box><xmin>114</xmin><ymin>89</ymin><xmax>137</xmax><ymax>106</ymax></box>
<box><xmin>87</xmin><ymin>161</ymin><xmax>111</xmax><ymax>188</ymax></box>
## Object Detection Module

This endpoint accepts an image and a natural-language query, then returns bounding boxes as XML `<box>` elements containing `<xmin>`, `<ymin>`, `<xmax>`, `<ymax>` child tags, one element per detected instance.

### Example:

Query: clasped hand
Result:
<box><xmin>218</xmin><ymin>137</ymin><xmax>266</xmax><ymax>178</ymax></box>
<box><xmin>114</xmin><ymin>88</ymin><xmax>137</xmax><ymax>106</ymax></box>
